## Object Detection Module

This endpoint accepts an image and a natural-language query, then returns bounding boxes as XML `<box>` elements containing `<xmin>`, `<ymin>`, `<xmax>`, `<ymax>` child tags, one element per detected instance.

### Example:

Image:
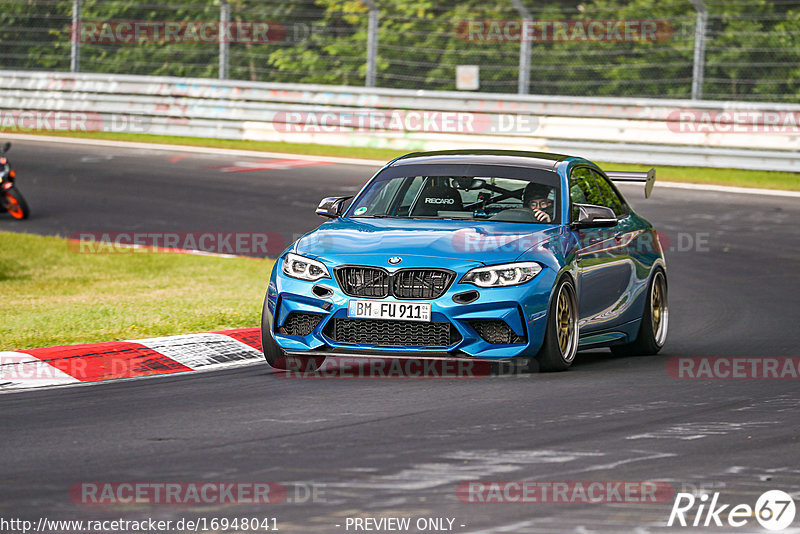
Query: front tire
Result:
<box><xmin>4</xmin><ymin>188</ymin><xmax>30</xmax><ymax>219</ymax></box>
<box><xmin>611</xmin><ymin>269</ymin><xmax>668</xmax><ymax>357</ymax></box>
<box><xmin>260</xmin><ymin>297</ymin><xmax>326</xmax><ymax>371</ymax></box>
<box><xmin>535</xmin><ymin>276</ymin><xmax>579</xmax><ymax>372</ymax></box>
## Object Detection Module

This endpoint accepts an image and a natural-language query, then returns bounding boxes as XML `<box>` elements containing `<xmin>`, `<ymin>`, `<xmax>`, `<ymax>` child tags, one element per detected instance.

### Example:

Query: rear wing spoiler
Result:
<box><xmin>606</xmin><ymin>168</ymin><xmax>656</xmax><ymax>198</ymax></box>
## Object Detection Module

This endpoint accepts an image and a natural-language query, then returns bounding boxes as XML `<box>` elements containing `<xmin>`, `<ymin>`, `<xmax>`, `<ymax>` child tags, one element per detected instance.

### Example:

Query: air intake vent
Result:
<box><xmin>469</xmin><ymin>320</ymin><xmax>525</xmax><ymax>345</ymax></box>
<box><xmin>326</xmin><ymin>319</ymin><xmax>461</xmax><ymax>347</ymax></box>
<box><xmin>282</xmin><ymin>313</ymin><xmax>324</xmax><ymax>337</ymax></box>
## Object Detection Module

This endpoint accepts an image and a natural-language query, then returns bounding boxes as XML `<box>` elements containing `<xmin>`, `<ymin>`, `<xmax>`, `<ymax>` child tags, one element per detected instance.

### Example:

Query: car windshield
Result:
<box><xmin>347</xmin><ymin>175</ymin><xmax>560</xmax><ymax>224</ymax></box>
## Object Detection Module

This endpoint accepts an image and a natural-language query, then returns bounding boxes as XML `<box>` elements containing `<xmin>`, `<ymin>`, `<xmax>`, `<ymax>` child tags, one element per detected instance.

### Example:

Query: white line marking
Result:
<box><xmin>655</xmin><ymin>181</ymin><xmax>800</xmax><ymax>198</ymax></box>
<box><xmin>2</xmin><ymin>133</ymin><xmax>385</xmax><ymax>167</ymax></box>
<box><xmin>626</xmin><ymin>421</ymin><xmax>777</xmax><ymax>441</ymax></box>
<box><xmin>8</xmin><ymin>133</ymin><xmax>798</xmax><ymax>197</ymax></box>
<box><xmin>326</xmin><ymin>450</ymin><xmax>604</xmax><ymax>492</ymax></box>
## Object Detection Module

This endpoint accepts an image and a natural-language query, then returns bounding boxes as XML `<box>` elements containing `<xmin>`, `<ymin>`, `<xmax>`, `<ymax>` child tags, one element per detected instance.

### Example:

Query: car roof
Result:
<box><xmin>389</xmin><ymin>149</ymin><xmax>571</xmax><ymax>171</ymax></box>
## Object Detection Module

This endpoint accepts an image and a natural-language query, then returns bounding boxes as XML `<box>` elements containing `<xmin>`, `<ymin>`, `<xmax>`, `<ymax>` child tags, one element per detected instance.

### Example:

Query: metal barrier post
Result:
<box><xmin>219</xmin><ymin>0</ymin><xmax>230</xmax><ymax>80</ymax></box>
<box><xmin>690</xmin><ymin>0</ymin><xmax>707</xmax><ymax>100</ymax></box>
<box><xmin>511</xmin><ymin>0</ymin><xmax>532</xmax><ymax>95</ymax></box>
<box><xmin>364</xmin><ymin>0</ymin><xmax>378</xmax><ymax>87</ymax></box>
<box><xmin>70</xmin><ymin>0</ymin><xmax>81</xmax><ymax>72</ymax></box>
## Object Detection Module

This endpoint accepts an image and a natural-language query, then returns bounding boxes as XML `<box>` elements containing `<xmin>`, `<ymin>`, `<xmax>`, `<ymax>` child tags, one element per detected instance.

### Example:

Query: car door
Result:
<box><xmin>569</xmin><ymin>167</ymin><xmax>636</xmax><ymax>333</ymax></box>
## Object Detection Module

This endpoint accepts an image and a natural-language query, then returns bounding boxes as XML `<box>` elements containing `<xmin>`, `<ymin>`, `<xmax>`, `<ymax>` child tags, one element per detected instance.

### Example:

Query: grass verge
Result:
<box><xmin>0</xmin><ymin>231</ymin><xmax>273</xmax><ymax>351</ymax></box>
<box><xmin>3</xmin><ymin>129</ymin><xmax>799</xmax><ymax>191</ymax></box>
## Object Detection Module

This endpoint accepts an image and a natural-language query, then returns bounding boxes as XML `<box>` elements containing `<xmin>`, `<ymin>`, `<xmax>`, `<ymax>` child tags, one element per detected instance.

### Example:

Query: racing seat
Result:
<box><xmin>411</xmin><ymin>178</ymin><xmax>464</xmax><ymax>216</ymax></box>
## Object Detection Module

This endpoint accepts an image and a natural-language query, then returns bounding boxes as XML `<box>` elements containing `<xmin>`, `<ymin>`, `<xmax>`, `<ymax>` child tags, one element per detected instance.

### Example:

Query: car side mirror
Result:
<box><xmin>315</xmin><ymin>196</ymin><xmax>352</xmax><ymax>219</ymax></box>
<box><xmin>2</xmin><ymin>142</ymin><xmax>10</xmax><ymax>152</ymax></box>
<box><xmin>572</xmin><ymin>203</ymin><xmax>618</xmax><ymax>229</ymax></box>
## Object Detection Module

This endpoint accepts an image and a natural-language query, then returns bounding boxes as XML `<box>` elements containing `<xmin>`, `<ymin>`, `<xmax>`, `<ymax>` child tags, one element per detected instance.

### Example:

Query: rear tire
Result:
<box><xmin>611</xmin><ymin>269</ymin><xmax>668</xmax><ymax>357</ymax></box>
<box><xmin>534</xmin><ymin>276</ymin><xmax>579</xmax><ymax>372</ymax></box>
<box><xmin>260</xmin><ymin>297</ymin><xmax>326</xmax><ymax>371</ymax></box>
<box><xmin>4</xmin><ymin>188</ymin><xmax>30</xmax><ymax>219</ymax></box>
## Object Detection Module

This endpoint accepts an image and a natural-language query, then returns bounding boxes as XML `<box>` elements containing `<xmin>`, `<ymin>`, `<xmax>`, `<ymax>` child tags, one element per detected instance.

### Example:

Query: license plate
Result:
<box><xmin>348</xmin><ymin>300</ymin><xmax>431</xmax><ymax>322</ymax></box>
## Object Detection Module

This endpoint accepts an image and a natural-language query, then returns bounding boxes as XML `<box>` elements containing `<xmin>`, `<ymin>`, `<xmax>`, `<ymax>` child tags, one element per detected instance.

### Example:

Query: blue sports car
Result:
<box><xmin>261</xmin><ymin>150</ymin><xmax>667</xmax><ymax>372</ymax></box>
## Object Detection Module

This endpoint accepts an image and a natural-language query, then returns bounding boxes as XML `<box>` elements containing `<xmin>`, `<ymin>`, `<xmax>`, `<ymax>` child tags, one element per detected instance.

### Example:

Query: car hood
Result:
<box><xmin>294</xmin><ymin>218</ymin><xmax>561</xmax><ymax>266</ymax></box>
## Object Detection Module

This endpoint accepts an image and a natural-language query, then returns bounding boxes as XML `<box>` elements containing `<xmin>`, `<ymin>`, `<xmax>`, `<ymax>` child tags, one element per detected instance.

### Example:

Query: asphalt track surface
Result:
<box><xmin>2</xmin><ymin>139</ymin><xmax>799</xmax><ymax>533</ymax></box>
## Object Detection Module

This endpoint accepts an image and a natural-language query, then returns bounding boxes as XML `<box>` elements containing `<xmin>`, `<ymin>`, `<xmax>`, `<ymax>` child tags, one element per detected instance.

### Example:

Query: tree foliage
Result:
<box><xmin>1</xmin><ymin>0</ymin><xmax>797</xmax><ymax>101</ymax></box>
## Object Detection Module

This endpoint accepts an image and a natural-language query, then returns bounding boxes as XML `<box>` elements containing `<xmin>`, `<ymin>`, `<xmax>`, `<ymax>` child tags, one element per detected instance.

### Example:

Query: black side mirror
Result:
<box><xmin>315</xmin><ymin>196</ymin><xmax>352</xmax><ymax>219</ymax></box>
<box><xmin>572</xmin><ymin>203</ymin><xmax>618</xmax><ymax>229</ymax></box>
<box><xmin>2</xmin><ymin>142</ymin><xmax>10</xmax><ymax>153</ymax></box>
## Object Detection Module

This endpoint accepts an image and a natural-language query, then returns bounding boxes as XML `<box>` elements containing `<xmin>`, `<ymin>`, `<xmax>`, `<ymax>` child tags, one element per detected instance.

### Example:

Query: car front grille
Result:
<box><xmin>469</xmin><ymin>320</ymin><xmax>526</xmax><ymax>345</ymax></box>
<box><xmin>335</xmin><ymin>266</ymin><xmax>454</xmax><ymax>299</ymax></box>
<box><xmin>392</xmin><ymin>269</ymin><xmax>455</xmax><ymax>299</ymax></box>
<box><xmin>282</xmin><ymin>312</ymin><xmax>324</xmax><ymax>337</ymax></box>
<box><xmin>335</xmin><ymin>266</ymin><xmax>390</xmax><ymax>298</ymax></box>
<box><xmin>326</xmin><ymin>318</ymin><xmax>461</xmax><ymax>347</ymax></box>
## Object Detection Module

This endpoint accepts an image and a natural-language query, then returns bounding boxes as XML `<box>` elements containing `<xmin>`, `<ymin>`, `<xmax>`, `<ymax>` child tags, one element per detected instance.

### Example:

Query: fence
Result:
<box><xmin>1</xmin><ymin>70</ymin><xmax>798</xmax><ymax>171</ymax></box>
<box><xmin>2</xmin><ymin>0</ymin><xmax>799</xmax><ymax>102</ymax></box>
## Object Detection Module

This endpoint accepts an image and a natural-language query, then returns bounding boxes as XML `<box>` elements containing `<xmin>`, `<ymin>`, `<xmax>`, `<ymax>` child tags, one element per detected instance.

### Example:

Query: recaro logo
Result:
<box><xmin>424</xmin><ymin>198</ymin><xmax>456</xmax><ymax>204</ymax></box>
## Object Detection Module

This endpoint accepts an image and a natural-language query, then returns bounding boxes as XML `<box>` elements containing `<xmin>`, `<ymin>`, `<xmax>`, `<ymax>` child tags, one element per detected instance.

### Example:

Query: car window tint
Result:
<box><xmin>569</xmin><ymin>167</ymin><xmax>627</xmax><ymax>219</ymax></box>
<box><xmin>349</xmin><ymin>174</ymin><xmax>559</xmax><ymax>223</ymax></box>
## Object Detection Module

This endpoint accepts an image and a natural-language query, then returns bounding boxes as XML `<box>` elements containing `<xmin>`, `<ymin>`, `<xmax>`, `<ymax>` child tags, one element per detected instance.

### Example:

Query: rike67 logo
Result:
<box><xmin>668</xmin><ymin>490</ymin><xmax>796</xmax><ymax>530</ymax></box>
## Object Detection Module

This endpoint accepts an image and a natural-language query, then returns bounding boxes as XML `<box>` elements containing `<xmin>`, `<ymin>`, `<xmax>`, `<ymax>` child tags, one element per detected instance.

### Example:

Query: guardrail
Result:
<box><xmin>1</xmin><ymin>70</ymin><xmax>798</xmax><ymax>172</ymax></box>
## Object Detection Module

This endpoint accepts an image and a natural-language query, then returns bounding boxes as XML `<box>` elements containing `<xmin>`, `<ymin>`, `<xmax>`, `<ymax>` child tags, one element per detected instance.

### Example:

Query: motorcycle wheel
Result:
<box><xmin>4</xmin><ymin>188</ymin><xmax>30</xmax><ymax>219</ymax></box>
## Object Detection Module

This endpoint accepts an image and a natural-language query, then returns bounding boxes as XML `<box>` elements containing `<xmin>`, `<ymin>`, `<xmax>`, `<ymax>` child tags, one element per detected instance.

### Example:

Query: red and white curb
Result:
<box><xmin>0</xmin><ymin>328</ymin><xmax>264</xmax><ymax>392</ymax></box>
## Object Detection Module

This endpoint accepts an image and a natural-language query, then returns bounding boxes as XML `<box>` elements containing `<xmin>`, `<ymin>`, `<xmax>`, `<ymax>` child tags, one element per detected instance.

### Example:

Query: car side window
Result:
<box><xmin>569</xmin><ymin>167</ymin><xmax>627</xmax><ymax>220</ymax></box>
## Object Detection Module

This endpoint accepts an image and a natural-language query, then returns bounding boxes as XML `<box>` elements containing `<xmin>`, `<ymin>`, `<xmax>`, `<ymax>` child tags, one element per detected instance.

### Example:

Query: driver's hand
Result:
<box><xmin>533</xmin><ymin>209</ymin><xmax>552</xmax><ymax>222</ymax></box>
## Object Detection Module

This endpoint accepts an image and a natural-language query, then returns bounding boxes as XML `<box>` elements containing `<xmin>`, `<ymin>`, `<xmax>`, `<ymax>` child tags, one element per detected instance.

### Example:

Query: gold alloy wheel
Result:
<box><xmin>556</xmin><ymin>284</ymin><xmax>577</xmax><ymax>361</ymax></box>
<box><xmin>651</xmin><ymin>271</ymin><xmax>668</xmax><ymax>346</ymax></box>
<box><xmin>652</xmin><ymin>280</ymin><xmax>662</xmax><ymax>331</ymax></box>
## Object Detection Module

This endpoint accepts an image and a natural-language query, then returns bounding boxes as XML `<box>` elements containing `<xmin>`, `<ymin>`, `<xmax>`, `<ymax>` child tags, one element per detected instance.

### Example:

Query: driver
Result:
<box><xmin>522</xmin><ymin>182</ymin><xmax>555</xmax><ymax>222</ymax></box>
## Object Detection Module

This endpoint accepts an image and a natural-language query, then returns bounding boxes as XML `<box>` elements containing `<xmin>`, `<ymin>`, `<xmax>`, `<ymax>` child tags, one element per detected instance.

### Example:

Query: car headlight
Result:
<box><xmin>460</xmin><ymin>262</ymin><xmax>542</xmax><ymax>288</ymax></box>
<box><xmin>282</xmin><ymin>253</ymin><xmax>331</xmax><ymax>281</ymax></box>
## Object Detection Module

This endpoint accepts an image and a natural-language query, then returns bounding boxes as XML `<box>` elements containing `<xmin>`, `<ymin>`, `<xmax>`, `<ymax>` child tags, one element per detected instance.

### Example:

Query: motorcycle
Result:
<box><xmin>0</xmin><ymin>142</ymin><xmax>30</xmax><ymax>219</ymax></box>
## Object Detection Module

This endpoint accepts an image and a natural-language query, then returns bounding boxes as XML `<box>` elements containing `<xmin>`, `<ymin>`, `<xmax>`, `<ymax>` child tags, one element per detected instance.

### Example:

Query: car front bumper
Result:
<box><xmin>266</xmin><ymin>259</ymin><xmax>557</xmax><ymax>360</ymax></box>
